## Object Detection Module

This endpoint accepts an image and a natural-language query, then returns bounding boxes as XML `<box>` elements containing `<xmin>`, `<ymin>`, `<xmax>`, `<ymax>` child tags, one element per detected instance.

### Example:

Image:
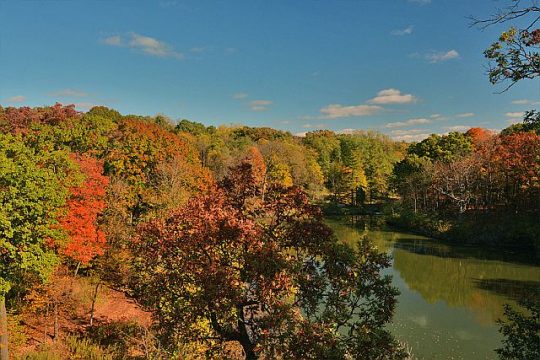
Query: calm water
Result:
<box><xmin>326</xmin><ymin>216</ymin><xmax>540</xmax><ymax>360</ymax></box>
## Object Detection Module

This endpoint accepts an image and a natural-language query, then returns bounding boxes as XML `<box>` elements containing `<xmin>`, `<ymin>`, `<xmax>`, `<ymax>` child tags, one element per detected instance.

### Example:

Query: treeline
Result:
<box><xmin>0</xmin><ymin>104</ymin><xmax>408</xmax><ymax>359</ymax></box>
<box><xmin>391</xmin><ymin>113</ymin><xmax>540</xmax><ymax>248</ymax></box>
<box><xmin>176</xmin><ymin>120</ymin><xmax>406</xmax><ymax>204</ymax></box>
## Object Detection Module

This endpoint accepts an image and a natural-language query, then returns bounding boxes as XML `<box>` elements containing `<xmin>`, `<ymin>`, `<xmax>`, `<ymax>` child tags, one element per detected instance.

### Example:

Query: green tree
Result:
<box><xmin>496</xmin><ymin>295</ymin><xmax>540</xmax><ymax>360</ymax></box>
<box><xmin>0</xmin><ymin>134</ymin><xmax>72</xmax><ymax>359</ymax></box>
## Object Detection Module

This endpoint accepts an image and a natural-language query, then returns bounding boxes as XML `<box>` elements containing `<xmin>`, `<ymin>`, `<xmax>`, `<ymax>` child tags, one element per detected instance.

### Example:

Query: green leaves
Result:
<box><xmin>0</xmin><ymin>133</ymin><xmax>70</xmax><ymax>296</ymax></box>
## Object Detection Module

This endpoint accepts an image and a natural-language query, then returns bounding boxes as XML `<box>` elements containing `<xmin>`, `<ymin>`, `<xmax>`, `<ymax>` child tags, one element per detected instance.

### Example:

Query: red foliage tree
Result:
<box><xmin>0</xmin><ymin>103</ymin><xmax>79</xmax><ymax>134</ymax></box>
<box><xmin>133</xmin><ymin>159</ymin><xmax>403</xmax><ymax>359</ymax></box>
<box><xmin>492</xmin><ymin>132</ymin><xmax>540</xmax><ymax>208</ymax></box>
<box><xmin>59</xmin><ymin>155</ymin><xmax>109</xmax><ymax>265</ymax></box>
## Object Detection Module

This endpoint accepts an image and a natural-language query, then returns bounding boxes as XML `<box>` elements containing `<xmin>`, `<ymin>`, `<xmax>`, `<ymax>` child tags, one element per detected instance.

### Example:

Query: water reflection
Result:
<box><xmin>326</xmin><ymin>216</ymin><xmax>540</xmax><ymax>360</ymax></box>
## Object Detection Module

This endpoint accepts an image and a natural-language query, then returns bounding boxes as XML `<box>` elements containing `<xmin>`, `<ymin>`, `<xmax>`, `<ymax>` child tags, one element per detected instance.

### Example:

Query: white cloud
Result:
<box><xmin>49</xmin><ymin>89</ymin><xmax>88</xmax><ymax>97</ymax></box>
<box><xmin>392</xmin><ymin>131</ymin><xmax>431</xmax><ymax>142</ymax></box>
<box><xmin>233</xmin><ymin>92</ymin><xmax>248</xmax><ymax>100</ymax></box>
<box><xmin>456</xmin><ymin>112</ymin><xmax>475</xmax><ymax>118</ymax></box>
<box><xmin>368</xmin><ymin>88</ymin><xmax>418</xmax><ymax>104</ymax></box>
<box><xmin>506</xmin><ymin>111</ymin><xmax>525</xmax><ymax>119</ymax></box>
<box><xmin>445</xmin><ymin>125</ymin><xmax>471</xmax><ymax>132</ymax></box>
<box><xmin>4</xmin><ymin>95</ymin><xmax>26</xmax><ymax>103</ymax></box>
<box><xmin>391</xmin><ymin>25</ymin><xmax>414</xmax><ymax>36</ymax></box>
<box><xmin>390</xmin><ymin>129</ymin><xmax>426</xmax><ymax>136</ymax></box>
<box><xmin>511</xmin><ymin>99</ymin><xmax>540</xmax><ymax>105</ymax></box>
<box><xmin>103</xmin><ymin>33</ymin><xmax>184</xmax><ymax>59</ymax></box>
<box><xmin>409</xmin><ymin>0</ymin><xmax>431</xmax><ymax>4</ymax></box>
<box><xmin>337</xmin><ymin>128</ymin><xmax>357</xmax><ymax>134</ymax></box>
<box><xmin>74</xmin><ymin>102</ymin><xmax>98</xmax><ymax>111</ymax></box>
<box><xmin>250</xmin><ymin>100</ymin><xmax>272</xmax><ymax>111</ymax></box>
<box><xmin>426</xmin><ymin>49</ymin><xmax>460</xmax><ymax>63</ymax></box>
<box><xmin>320</xmin><ymin>104</ymin><xmax>382</xmax><ymax>119</ymax></box>
<box><xmin>385</xmin><ymin>118</ymin><xmax>431</xmax><ymax>128</ymax></box>
<box><xmin>103</xmin><ymin>35</ymin><xmax>122</xmax><ymax>46</ymax></box>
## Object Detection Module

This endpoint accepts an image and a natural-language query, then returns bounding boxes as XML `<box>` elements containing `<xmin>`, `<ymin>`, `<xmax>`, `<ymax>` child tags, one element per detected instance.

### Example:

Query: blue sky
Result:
<box><xmin>1</xmin><ymin>0</ymin><xmax>539</xmax><ymax>141</ymax></box>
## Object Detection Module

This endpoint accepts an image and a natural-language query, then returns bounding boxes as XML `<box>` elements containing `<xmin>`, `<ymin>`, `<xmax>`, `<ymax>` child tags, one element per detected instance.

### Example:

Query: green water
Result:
<box><xmin>326</xmin><ymin>216</ymin><xmax>540</xmax><ymax>360</ymax></box>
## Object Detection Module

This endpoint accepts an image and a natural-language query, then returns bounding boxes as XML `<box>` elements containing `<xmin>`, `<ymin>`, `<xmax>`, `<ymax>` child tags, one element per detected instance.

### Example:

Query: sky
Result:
<box><xmin>1</xmin><ymin>0</ymin><xmax>539</xmax><ymax>141</ymax></box>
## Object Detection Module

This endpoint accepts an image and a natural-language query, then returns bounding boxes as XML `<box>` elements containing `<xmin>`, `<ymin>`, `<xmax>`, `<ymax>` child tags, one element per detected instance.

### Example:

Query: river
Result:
<box><xmin>326</xmin><ymin>216</ymin><xmax>540</xmax><ymax>360</ymax></box>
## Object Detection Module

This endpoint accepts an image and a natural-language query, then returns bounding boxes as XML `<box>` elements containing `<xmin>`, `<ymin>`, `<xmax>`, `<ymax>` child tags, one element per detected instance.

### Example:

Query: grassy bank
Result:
<box><xmin>387</xmin><ymin>210</ymin><xmax>540</xmax><ymax>252</ymax></box>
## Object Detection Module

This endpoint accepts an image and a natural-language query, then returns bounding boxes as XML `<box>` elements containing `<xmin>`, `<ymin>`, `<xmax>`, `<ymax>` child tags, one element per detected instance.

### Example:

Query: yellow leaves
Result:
<box><xmin>500</xmin><ymin>27</ymin><xmax>517</xmax><ymax>43</ymax></box>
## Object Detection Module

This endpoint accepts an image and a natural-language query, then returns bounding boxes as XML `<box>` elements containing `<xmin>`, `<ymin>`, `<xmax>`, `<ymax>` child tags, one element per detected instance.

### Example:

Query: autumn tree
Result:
<box><xmin>471</xmin><ymin>0</ymin><xmax>540</xmax><ymax>90</ymax></box>
<box><xmin>104</xmin><ymin>118</ymin><xmax>211</xmax><ymax>221</ymax></box>
<box><xmin>133</xmin><ymin>158</ymin><xmax>405</xmax><ymax>359</ymax></box>
<box><xmin>58</xmin><ymin>155</ymin><xmax>109</xmax><ymax>268</ymax></box>
<box><xmin>0</xmin><ymin>134</ymin><xmax>72</xmax><ymax>359</ymax></box>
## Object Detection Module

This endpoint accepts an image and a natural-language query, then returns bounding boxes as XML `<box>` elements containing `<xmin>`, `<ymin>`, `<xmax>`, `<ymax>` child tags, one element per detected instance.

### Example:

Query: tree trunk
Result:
<box><xmin>53</xmin><ymin>301</ymin><xmax>59</xmax><ymax>341</ymax></box>
<box><xmin>0</xmin><ymin>296</ymin><xmax>9</xmax><ymax>360</ymax></box>
<box><xmin>74</xmin><ymin>262</ymin><xmax>81</xmax><ymax>277</ymax></box>
<box><xmin>89</xmin><ymin>281</ymin><xmax>100</xmax><ymax>327</ymax></box>
<box><xmin>237</xmin><ymin>306</ymin><xmax>257</xmax><ymax>360</ymax></box>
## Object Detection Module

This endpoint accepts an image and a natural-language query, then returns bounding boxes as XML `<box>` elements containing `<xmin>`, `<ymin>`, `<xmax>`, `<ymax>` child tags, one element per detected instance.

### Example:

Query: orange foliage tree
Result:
<box><xmin>59</xmin><ymin>155</ymin><xmax>109</xmax><ymax>265</ymax></box>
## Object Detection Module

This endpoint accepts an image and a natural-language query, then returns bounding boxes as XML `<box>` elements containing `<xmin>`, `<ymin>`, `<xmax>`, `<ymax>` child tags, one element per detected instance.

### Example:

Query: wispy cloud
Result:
<box><xmin>445</xmin><ymin>125</ymin><xmax>471</xmax><ymax>132</ymax></box>
<box><xmin>49</xmin><ymin>89</ymin><xmax>89</xmax><ymax>97</ymax></box>
<box><xmin>302</xmin><ymin>123</ymin><xmax>327</xmax><ymax>129</ymax></box>
<box><xmin>511</xmin><ymin>99</ymin><xmax>540</xmax><ymax>105</ymax></box>
<box><xmin>103</xmin><ymin>33</ymin><xmax>184</xmax><ymax>59</ymax></box>
<box><xmin>232</xmin><ymin>92</ymin><xmax>248</xmax><ymax>100</ymax></box>
<box><xmin>386</xmin><ymin>118</ymin><xmax>431</xmax><ymax>128</ymax></box>
<box><xmin>390</xmin><ymin>129</ymin><xmax>431</xmax><ymax>142</ymax></box>
<box><xmin>426</xmin><ymin>49</ymin><xmax>460</xmax><ymax>63</ymax></box>
<box><xmin>506</xmin><ymin>111</ymin><xmax>525</xmax><ymax>119</ymax></box>
<box><xmin>4</xmin><ymin>95</ymin><xmax>26</xmax><ymax>103</ymax></box>
<box><xmin>320</xmin><ymin>104</ymin><xmax>382</xmax><ymax>119</ymax></box>
<box><xmin>250</xmin><ymin>100</ymin><xmax>272</xmax><ymax>111</ymax></box>
<box><xmin>408</xmin><ymin>0</ymin><xmax>431</xmax><ymax>5</ymax></box>
<box><xmin>74</xmin><ymin>102</ymin><xmax>99</xmax><ymax>111</ymax></box>
<box><xmin>456</xmin><ymin>112</ymin><xmax>475</xmax><ymax>118</ymax></box>
<box><xmin>103</xmin><ymin>35</ymin><xmax>122</xmax><ymax>46</ymax></box>
<box><xmin>159</xmin><ymin>0</ymin><xmax>178</xmax><ymax>8</ymax></box>
<box><xmin>368</xmin><ymin>88</ymin><xmax>418</xmax><ymax>104</ymax></box>
<box><xmin>391</xmin><ymin>25</ymin><xmax>414</xmax><ymax>36</ymax></box>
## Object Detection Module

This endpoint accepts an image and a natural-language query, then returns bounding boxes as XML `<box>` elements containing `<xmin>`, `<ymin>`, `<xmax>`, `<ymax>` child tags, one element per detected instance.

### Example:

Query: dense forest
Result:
<box><xmin>1</xmin><ymin>1</ymin><xmax>540</xmax><ymax>359</ymax></box>
<box><xmin>0</xmin><ymin>101</ymin><xmax>538</xmax><ymax>359</ymax></box>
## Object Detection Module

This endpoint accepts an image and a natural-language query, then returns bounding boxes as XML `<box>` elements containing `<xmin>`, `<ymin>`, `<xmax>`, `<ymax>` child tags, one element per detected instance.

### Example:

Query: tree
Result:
<box><xmin>133</xmin><ymin>159</ymin><xmax>405</xmax><ymax>359</ymax></box>
<box><xmin>496</xmin><ymin>296</ymin><xmax>540</xmax><ymax>360</ymax></box>
<box><xmin>0</xmin><ymin>134</ymin><xmax>71</xmax><ymax>359</ymax></box>
<box><xmin>466</xmin><ymin>127</ymin><xmax>494</xmax><ymax>147</ymax></box>
<box><xmin>471</xmin><ymin>0</ymin><xmax>540</xmax><ymax>90</ymax></box>
<box><xmin>58</xmin><ymin>155</ymin><xmax>109</xmax><ymax>267</ymax></box>
<box><xmin>104</xmin><ymin>118</ymin><xmax>211</xmax><ymax>221</ymax></box>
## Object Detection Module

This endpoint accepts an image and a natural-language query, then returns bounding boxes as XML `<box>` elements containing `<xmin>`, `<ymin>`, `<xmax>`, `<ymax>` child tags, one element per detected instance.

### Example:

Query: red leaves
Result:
<box><xmin>0</xmin><ymin>103</ymin><xmax>80</xmax><ymax>134</ymax></box>
<box><xmin>493</xmin><ymin>132</ymin><xmax>540</xmax><ymax>187</ymax></box>
<box><xmin>59</xmin><ymin>155</ymin><xmax>109</xmax><ymax>265</ymax></box>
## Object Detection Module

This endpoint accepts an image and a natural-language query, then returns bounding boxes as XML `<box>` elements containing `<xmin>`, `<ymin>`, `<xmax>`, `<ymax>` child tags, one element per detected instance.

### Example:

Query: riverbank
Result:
<box><xmin>387</xmin><ymin>210</ymin><xmax>540</xmax><ymax>255</ymax></box>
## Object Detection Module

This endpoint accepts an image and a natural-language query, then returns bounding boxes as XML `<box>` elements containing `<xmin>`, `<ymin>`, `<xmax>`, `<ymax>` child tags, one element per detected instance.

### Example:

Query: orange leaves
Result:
<box><xmin>59</xmin><ymin>155</ymin><xmax>109</xmax><ymax>265</ymax></box>
<box><xmin>466</xmin><ymin>127</ymin><xmax>494</xmax><ymax>147</ymax></box>
<box><xmin>493</xmin><ymin>132</ymin><xmax>540</xmax><ymax>186</ymax></box>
